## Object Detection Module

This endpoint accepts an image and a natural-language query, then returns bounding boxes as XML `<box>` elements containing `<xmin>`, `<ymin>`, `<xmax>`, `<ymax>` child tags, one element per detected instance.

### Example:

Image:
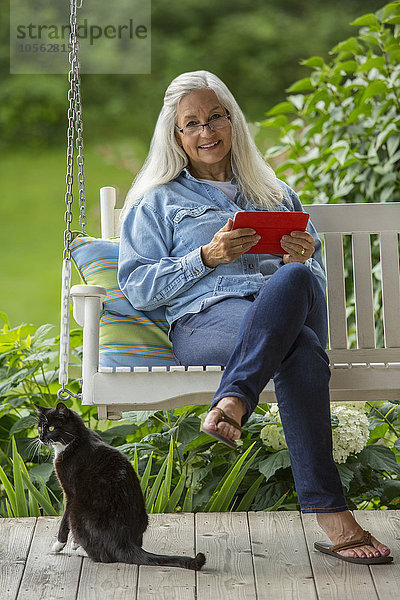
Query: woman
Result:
<box><xmin>118</xmin><ymin>70</ymin><xmax>392</xmax><ymax>564</ymax></box>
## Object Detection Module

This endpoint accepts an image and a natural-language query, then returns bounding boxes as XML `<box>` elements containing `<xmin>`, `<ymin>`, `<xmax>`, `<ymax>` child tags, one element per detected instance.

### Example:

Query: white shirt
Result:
<box><xmin>197</xmin><ymin>178</ymin><xmax>237</xmax><ymax>201</ymax></box>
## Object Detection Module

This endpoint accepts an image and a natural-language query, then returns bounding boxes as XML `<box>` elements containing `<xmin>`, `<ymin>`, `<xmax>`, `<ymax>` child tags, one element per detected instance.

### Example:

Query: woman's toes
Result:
<box><xmin>203</xmin><ymin>410</ymin><xmax>219</xmax><ymax>430</ymax></box>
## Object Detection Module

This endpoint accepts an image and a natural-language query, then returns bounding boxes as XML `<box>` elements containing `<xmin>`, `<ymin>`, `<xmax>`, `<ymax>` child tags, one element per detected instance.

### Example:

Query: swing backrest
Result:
<box><xmin>100</xmin><ymin>186</ymin><xmax>400</xmax><ymax>358</ymax></box>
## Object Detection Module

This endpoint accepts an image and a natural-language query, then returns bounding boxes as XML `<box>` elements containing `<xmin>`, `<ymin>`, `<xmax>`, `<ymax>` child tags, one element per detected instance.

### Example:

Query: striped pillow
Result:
<box><xmin>70</xmin><ymin>236</ymin><xmax>178</xmax><ymax>369</ymax></box>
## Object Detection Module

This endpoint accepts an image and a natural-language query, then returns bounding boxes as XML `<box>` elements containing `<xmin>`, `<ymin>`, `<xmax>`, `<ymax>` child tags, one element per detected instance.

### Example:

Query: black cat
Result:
<box><xmin>35</xmin><ymin>402</ymin><xmax>205</xmax><ymax>570</ymax></box>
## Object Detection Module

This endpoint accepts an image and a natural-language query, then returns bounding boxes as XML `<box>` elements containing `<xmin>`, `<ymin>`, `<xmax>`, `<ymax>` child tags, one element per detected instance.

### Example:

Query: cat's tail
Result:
<box><xmin>129</xmin><ymin>546</ymin><xmax>206</xmax><ymax>570</ymax></box>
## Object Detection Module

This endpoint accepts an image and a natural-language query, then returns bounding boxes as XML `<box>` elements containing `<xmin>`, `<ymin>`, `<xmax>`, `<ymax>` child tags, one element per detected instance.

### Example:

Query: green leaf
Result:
<box><xmin>10</xmin><ymin>415</ymin><xmax>37</xmax><ymax>436</ymax></box>
<box><xmin>334</xmin><ymin>60</ymin><xmax>358</xmax><ymax>74</ymax></box>
<box><xmin>28</xmin><ymin>491</ymin><xmax>41</xmax><ymax>517</ymax></box>
<box><xmin>382</xmin><ymin>479</ymin><xmax>400</xmax><ymax>502</ymax></box>
<box><xmin>356</xmin><ymin>56</ymin><xmax>385</xmax><ymax>72</ymax></box>
<box><xmin>31</xmin><ymin>324</ymin><xmax>54</xmax><ymax>346</ymax></box>
<box><xmin>139</xmin><ymin>452</ymin><xmax>153</xmax><ymax>494</ymax></box>
<box><xmin>331</xmin><ymin>37</ymin><xmax>363</xmax><ymax>56</ymax></box>
<box><xmin>122</xmin><ymin>410</ymin><xmax>157</xmax><ymax>422</ymax></box>
<box><xmin>12</xmin><ymin>438</ymin><xmax>28</xmax><ymax>517</ymax></box>
<box><xmin>266</xmin><ymin>102</ymin><xmax>296</xmax><ymax>116</ymax></box>
<box><xmin>146</xmin><ymin>458</ymin><xmax>167</xmax><ymax>513</ymax></box>
<box><xmin>182</xmin><ymin>486</ymin><xmax>193</xmax><ymax>512</ymax></box>
<box><xmin>259</xmin><ymin>115</ymin><xmax>288</xmax><ymax>128</ymax></box>
<box><xmin>0</xmin><ymin>464</ymin><xmax>17</xmax><ymax>516</ymax></box>
<box><xmin>387</xmin><ymin>135</ymin><xmax>400</xmax><ymax>157</ymax></box>
<box><xmin>300</xmin><ymin>56</ymin><xmax>325</xmax><ymax>68</ymax></box>
<box><xmin>235</xmin><ymin>475</ymin><xmax>264</xmax><ymax>511</ymax></box>
<box><xmin>336</xmin><ymin>463</ymin><xmax>356</xmax><ymax>491</ymax></box>
<box><xmin>166</xmin><ymin>468</ymin><xmax>187</xmax><ymax>512</ymax></box>
<box><xmin>358</xmin><ymin>444</ymin><xmax>400</xmax><ymax>474</ymax></box>
<box><xmin>258</xmin><ymin>449</ymin><xmax>291</xmax><ymax>481</ymax></box>
<box><xmin>20</xmin><ymin>468</ymin><xmax>58</xmax><ymax>515</ymax></box>
<box><xmin>155</xmin><ymin>437</ymin><xmax>174</xmax><ymax>513</ymax></box>
<box><xmin>360</xmin><ymin>81</ymin><xmax>388</xmax><ymax>103</ymax></box>
<box><xmin>204</xmin><ymin>443</ymin><xmax>260</xmax><ymax>512</ymax></box>
<box><xmin>350</xmin><ymin>14</ymin><xmax>381</xmax><ymax>29</ymax></box>
<box><xmin>384</xmin><ymin>15</ymin><xmax>400</xmax><ymax>24</ymax></box>
<box><xmin>100</xmin><ymin>424</ymin><xmax>137</xmax><ymax>444</ymax></box>
<box><xmin>286</xmin><ymin>78</ymin><xmax>314</xmax><ymax>93</ymax></box>
<box><xmin>264</xmin><ymin>489</ymin><xmax>291</xmax><ymax>511</ymax></box>
<box><xmin>28</xmin><ymin>463</ymin><xmax>54</xmax><ymax>485</ymax></box>
<box><xmin>383</xmin><ymin>2</ymin><xmax>400</xmax><ymax>20</ymax></box>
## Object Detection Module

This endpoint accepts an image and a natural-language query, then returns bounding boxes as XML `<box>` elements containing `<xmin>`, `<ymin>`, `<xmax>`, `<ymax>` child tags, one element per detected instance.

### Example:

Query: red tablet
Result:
<box><xmin>232</xmin><ymin>211</ymin><xmax>310</xmax><ymax>254</ymax></box>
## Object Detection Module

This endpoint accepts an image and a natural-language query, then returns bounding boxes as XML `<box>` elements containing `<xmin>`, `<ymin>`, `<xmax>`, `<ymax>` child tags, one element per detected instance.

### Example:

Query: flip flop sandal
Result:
<box><xmin>314</xmin><ymin>529</ymin><xmax>393</xmax><ymax>564</ymax></box>
<box><xmin>201</xmin><ymin>406</ymin><xmax>242</xmax><ymax>449</ymax></box>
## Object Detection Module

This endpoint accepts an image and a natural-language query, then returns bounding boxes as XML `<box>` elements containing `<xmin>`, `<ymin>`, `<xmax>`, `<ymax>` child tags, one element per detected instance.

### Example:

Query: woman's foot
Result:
<box><xmin>316</xmin><ymin>510</ymin><xmax>391</xmax><ymax>559</ymax></box>
<box><xmin>202</xmin><ymin>396</ymin><xmax>247</xmax><ymax>442</ymax></box>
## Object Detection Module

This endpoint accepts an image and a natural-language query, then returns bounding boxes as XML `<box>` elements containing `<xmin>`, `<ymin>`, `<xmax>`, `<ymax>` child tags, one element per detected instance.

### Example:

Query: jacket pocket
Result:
<box><xmin>214</xmin><ymin>274</ymin><xmax>265</xmax><ymax>294</ymax></box>
<box><xmin>173</xmin><ymin>205</ymin><xmax>218</xmax><ymax>223</ymax></box>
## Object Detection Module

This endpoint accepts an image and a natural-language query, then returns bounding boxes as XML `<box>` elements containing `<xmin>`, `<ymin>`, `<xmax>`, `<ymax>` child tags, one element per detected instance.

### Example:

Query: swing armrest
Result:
<box><xmin>70</xmin><ymin>284</ymin><xmax>106</xmax><ymax>328</ymax></box>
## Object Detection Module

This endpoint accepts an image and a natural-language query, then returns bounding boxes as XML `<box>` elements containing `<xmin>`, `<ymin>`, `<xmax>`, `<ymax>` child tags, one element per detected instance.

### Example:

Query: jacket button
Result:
<box><xmin>249</xmin><ymin>264</ymin><xmax>254</xmax><ymax>269</ymax></box>
<box><xmin>194</xmin><ymin>269</ymin><xmax>199</xmax><ymax>275</ymax></box>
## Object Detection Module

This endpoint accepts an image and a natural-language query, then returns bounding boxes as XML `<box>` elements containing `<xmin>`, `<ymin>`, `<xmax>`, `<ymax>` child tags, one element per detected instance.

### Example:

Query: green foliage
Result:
<box><xmin>0</xmin><ymin>437</ymin><xmax>57</xmax><ymax>517</ymax></box>
<box><xmin>261</xmin><ymin>1</ymin><xmax>400</xmax><ymax>205</ymax></box>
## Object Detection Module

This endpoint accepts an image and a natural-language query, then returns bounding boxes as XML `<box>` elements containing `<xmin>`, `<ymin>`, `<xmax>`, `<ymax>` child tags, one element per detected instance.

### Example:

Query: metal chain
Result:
<box><xmin>58</xmin><ymin>0</ymin><xmax>86</xmax><ymax>400</ymax></box>
<box><xmin>73</xmin><ymin>27</ymin><xmax>87</xmax><ymax>232</ymax></box>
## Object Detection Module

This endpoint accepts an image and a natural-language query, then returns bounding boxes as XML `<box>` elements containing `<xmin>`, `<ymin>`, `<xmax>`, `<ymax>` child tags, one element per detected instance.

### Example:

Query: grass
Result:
<box><xmin>0</xmin><ymin>139</ymin><xmax>144</xmax><ymax>328</ymax></box>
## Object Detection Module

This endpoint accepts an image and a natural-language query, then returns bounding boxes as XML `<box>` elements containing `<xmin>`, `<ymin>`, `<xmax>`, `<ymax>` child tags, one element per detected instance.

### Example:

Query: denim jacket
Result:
<box><xmin>118</xmin><ymin>168</ymin><xmax>326</xmax><ymax>329</ymax></box>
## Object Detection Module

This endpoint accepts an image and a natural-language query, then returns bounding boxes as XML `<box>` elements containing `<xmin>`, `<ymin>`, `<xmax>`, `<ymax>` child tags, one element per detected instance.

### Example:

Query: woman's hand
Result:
<box><xmin>280</xmin><ymin>231</ymin><xmax>315</xmax><ymax>264</ymax></box>
<box><xmin>201</xmin><ymin>219</ymin><xmax>261</xmax><ymax>268</ymax></box>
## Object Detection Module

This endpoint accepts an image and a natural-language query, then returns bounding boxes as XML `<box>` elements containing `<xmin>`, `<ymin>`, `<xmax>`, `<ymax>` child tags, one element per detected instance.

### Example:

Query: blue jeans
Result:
<box><xmin>171</xmin><ymin>262</ymin><xmax>348</xmax><ymax>513</ymax></box>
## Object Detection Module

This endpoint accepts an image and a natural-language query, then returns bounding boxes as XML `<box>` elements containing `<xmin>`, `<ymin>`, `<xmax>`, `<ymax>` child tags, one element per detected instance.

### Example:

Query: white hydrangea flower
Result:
<box><xmin>260</xmin><ymin>423</ymin><xmax>287</xmax><ymax>450</ymax></box>
<box><xmin>330</xmin><ymin>405</ymin><xmax>369</xmax><ymax>463</ymax></box>
<box><xmin>334</xmin><ymin>401</ymin><xmax>367</xmax><ymax>413</ymax></box>
<box><xmin>259</xmin><ymin>403</ymin><xmax>369</xmax><ymax>464</ymax></box>
<box><xmin>260</xmin><ymin>405</ymin><xmax>287</xmax><ymax>450</ymax></box>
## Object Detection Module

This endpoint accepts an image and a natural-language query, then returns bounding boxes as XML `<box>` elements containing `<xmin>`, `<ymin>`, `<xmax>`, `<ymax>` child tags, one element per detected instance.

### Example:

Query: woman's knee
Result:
<box><xmin>282</xmin><ymin>326</ymin><xmax>330</xmax><ymax>372</ymax></box>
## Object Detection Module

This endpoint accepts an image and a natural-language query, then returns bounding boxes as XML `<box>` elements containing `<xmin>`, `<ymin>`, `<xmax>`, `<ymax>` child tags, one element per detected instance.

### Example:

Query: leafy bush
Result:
<box><xmin>261</xmin><ymin>1</ymin><xmax>400</xmax><ymax>204</ymax></box>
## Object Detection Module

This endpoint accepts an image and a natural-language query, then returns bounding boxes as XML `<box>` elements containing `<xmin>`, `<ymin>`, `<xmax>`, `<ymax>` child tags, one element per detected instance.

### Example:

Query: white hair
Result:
<box><xmin>121</xmin><ymin>70</ymin><xmax>283</xmax><ymax>220</ymax></box>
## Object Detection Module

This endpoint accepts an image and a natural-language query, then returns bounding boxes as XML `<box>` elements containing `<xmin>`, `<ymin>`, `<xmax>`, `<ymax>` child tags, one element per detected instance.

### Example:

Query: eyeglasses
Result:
<box><xmin>175</xmin><ymin>114</ymin><xmax>231</xmax><ymax>136</ymax></box>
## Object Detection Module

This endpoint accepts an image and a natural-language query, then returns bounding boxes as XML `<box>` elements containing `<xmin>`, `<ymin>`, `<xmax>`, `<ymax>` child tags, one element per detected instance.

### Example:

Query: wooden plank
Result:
<box><xmin>77</xmin><ymin>560</ymin><xmax>138</xmax><ymax>600</ymax></box>
<box><xmin>301</xmin><ymin>513</ymin><xmax>378</xmax><ymax>600</ymax></box>
<box><xmin>248</xmin><ymin>511</ymin><xmax>317</xmax><ymax>600</ymax></box>
<box><xmin>196</xmin><ymin>512</ymin><xmax>256</xmax><ymax>600</ymax></box>
<box><xmin>380</xmin><ymin>232</ymin><xmax>400</xmax><ymax>348</ymax></box>
<box><xmin>16</xmin><ymin>516</ymin><xmax>82</xmax><ymax>600</ymax></box>
<box><xmin>137</xmin><ymin>512</ymin><xmax>196</xmax><ymax>600</ymax></box>
<box><xmin>0</xmin><ymin>517</ymin><xmax>36</xmax><ymax>600</ymax></box>
<box><xmin>304</xmin><ymin>203</ymin><xmax>400</xmax><ymax>234</ymax></box>
<box><xmin>324</xmin><ymin>233</ymin><xmax>347</xmax><ymax>349</ymax></box>
<box><xmin>352</xmin><ymin>233</ymin><xmax>376</xmax><ymax>349</ymax></box>
<box><xmin>354</xmin><ymin>509</ymin><xmax>400</xmax><ymax>600</ymax></box>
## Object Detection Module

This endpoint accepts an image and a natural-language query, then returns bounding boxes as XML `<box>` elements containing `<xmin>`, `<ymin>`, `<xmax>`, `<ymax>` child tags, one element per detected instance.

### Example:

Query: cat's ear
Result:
<box><xmin>56</xmin><ymin>402</ymin><xmax>71</xmax><ymax>416</ymax></box>
<box><xmin>33</xmin><ymin>403</ymin><xmax>47</xmax><ymax>413</ymax></box>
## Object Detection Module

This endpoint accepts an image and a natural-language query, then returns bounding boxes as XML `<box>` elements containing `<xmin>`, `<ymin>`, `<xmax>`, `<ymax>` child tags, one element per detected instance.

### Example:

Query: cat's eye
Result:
<box><xmin>48</xmin><ymin>426</ymin><xmax>55</xmax><ymax>432</ymax></box>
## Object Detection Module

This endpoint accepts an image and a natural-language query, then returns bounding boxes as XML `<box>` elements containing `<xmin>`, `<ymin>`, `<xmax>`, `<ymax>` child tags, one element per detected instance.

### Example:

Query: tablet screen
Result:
<box><xmin>232</xmin><ymin>211</ymin><xmax>309</xmax><ymax>254</ymax></box>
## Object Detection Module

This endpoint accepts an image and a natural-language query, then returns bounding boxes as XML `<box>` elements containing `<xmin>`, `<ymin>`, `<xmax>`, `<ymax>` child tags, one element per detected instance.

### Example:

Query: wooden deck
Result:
<box><xmin>1</xmin><ymin>510</ymin><xmax>399</xmax><ymax>600</ymax></box>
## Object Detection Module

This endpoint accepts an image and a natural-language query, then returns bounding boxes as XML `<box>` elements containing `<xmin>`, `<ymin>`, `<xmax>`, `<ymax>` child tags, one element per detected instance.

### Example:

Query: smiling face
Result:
<box><xmin>175</xmin><ymin>88</ymin><xmax>232</xmax><ymax>180</ymax></box>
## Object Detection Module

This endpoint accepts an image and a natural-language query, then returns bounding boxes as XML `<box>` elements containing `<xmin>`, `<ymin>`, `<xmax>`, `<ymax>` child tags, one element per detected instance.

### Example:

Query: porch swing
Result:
<box><xmin>59</xmin><ymin>1</ymin><xmax>400</xmax><ymax>420</ymax></box>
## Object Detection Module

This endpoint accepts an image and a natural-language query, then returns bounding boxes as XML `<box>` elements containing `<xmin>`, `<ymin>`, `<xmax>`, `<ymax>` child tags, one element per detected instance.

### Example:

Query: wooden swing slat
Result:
<box><xmin>352</xmin><ymin>232</ymin><xmax>376</xmax><ymax>349</ymax></box>
<box><xmin>380</xmin><ymin>231</ymin><xmax>400</xmax><ymax>347</ymax></box>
